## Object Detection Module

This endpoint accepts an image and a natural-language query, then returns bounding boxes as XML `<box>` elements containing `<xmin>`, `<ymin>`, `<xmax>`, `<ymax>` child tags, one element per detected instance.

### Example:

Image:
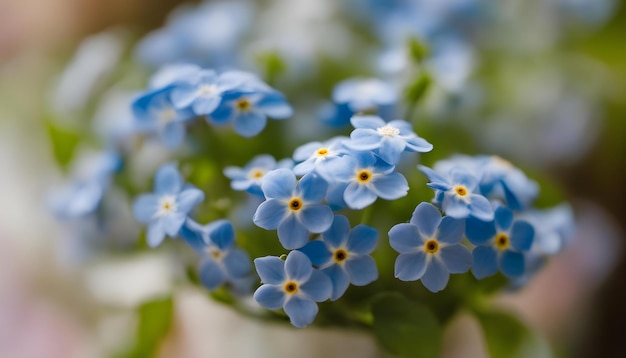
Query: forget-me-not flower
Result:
<box><xmin>179</xmin><ymin>219</ymin><xmax>252</xmax><ymax>291</ymax></box>
<box><xmin>345</xmin><ymin>115</ymin><xmax>433</xmax><ymax>165</ymax></box>
<box><xmin>132</xmin><ymin>164</ymin><xmax>204</xmax><ymax>247</ymax></box>
<box><xmin>224</xmin><ymin>155</ymin><xmax>293</xmax><ymax>197</ymax></box>
<box><xmin>299</xmin><ymin>215</ymin><xmax>378</xmax><ymax>300</ymax></box>
<box><xmin>253</xmin><ymin>250</ymin><xmax>332</xmax><ymax>328</ymax></box>
<box><xmin>292</xmin><ymin>136</ymin><xmax>349</xmax><ymax>181</ymax></box>
<box><xmin>466</xmin><ymin>205</ymin><xmax>535</xmax><ymax>279</ymax></box>
<box><xmin>253</xmin><ymin>169</ymin><xmax>333</xmax><ymax>249</ymax></box>
<box><xmin>389</xmin><ymin>202</ymin><xmax>471</xmax><ymax>292</ymax></box>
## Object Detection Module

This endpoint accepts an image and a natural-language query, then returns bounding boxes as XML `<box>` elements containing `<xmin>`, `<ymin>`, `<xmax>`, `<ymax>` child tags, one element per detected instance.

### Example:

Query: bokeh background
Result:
<box><xmin>0</xmin><ymin>0</ymin><xmax>625</xmax><ymax>357</ymax></box>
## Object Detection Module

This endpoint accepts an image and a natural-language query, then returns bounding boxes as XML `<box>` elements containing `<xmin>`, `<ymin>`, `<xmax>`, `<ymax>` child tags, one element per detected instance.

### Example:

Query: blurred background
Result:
<box><xmin>0</xmin><ymin>0</ymin><xmax>625</xmax><ymax>357</ymax></box>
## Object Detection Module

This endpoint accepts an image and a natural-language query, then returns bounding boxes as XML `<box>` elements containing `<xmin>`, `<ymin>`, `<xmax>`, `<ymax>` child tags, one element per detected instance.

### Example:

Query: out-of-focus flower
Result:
<box><xmin>292</xmin><ymin>136</ymin><xmax>349</xmax><ymax>181</ymax></box>
<box><xmin>223</xmin><ymin>155</ymin><xmax>293</xmax><ymax>197</ymax></box>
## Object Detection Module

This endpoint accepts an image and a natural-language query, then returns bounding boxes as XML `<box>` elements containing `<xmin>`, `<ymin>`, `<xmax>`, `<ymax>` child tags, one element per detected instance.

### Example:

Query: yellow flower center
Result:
<box><xmin>248</xmin><ymin>168</ymin><xmax>265</xmax><ymax>179</ymax></box>
<box><xmin>236</xmin><ymin>98</ymin><xmax>252</xmax><ymax>111</ymax></box>
<box><xmin>454</xmin><ymin>185</ymin><xmax>468</xmax><ymax>197</ymax></box>
<box><xmin>284</xmin><ymin>281</ymin><xmax>298</xmax><ymax>294</ymax></box>
<box><xmin>316</xmin><ymin>148</ymin><xmax>329</xmax><ymax>157</ymax></box>
<box><xmin>356</xmin><ymin>170</ymin><xmax>372</xmax><ymax>183</ymax></box>
<box><xmin>289</xmin><ymin>198</ymin><xmax>303</xmax><ymax>211</ymax></box>
<box><xmin>157</xmin><ymin>195</ymin><xmax>177</xmax><ymax>216</ymax></box>
<box><xmin>495</xmin><ymin>233</ymin><xmax>510</xmax><ymax>251</ymax></box>
<box><xmin>333</xmin><ymin>249</ymin><xmax>348</xmax><ymax>263</ymax></box>
<box><xmin>424</xmin><ymin>239</ymin><xmax>439</xmax><ymax>254</ymax></box>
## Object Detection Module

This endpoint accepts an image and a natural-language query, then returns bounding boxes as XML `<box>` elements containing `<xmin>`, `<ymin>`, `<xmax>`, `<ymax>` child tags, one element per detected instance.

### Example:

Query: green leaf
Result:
<box><xmin>407</xmin><ymin>37</ymin><xmax>429</xmax><ymax>64</ymax></box>
<box><xmin>120</xmin><ymin>296</ymin><xmax>174</xmax><ymax>358</ymax></box>
<box><xmin>474</xmin><ymin>309</ymin><xmax>532</xmax><ymax>358</ymax></box>
<box><xmin>256</xmin><ymin>50</ymin><xmax>287</xmax><ymax>85</ymax></box>
<box><xmin>405</xmin><ymin>74</ymin><xmax>432</xmax><ymax>105</ymax></box>
<box><xmin>45</xmin><ymin>115</ymin><xmax>81</xmax><ymax>170</ymax></box>
<box><xmin>371</xmin><ymin>292</ymin><xmax>442</xmax><ymax>358</ymax></box>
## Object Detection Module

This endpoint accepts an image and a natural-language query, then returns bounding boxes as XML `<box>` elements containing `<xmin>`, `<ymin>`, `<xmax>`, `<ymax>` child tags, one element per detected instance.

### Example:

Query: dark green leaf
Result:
<box><xmin>119</xmin><ymin>296</ymin><xmax>174</xmax><ymax>358</ymax></box>
<box><xmin>474</xmin><ymin>309</ymin><xmax>531</xmax><ymax>358</ymax></box>
<box><xmin>371</xmin><ymin>292</ymin><xmax>442</xmax><ymax>358</ymax></box>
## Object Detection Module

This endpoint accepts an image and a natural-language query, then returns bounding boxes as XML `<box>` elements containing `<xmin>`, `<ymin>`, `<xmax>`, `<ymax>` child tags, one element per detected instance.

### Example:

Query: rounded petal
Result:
<box><xmin>261</xmin><ymin>169</ymin><xmax>295</xmax><ymax>199</ymax></box>
<box><xmin>154</xmin><ymin>165</ymin><xmax>182</xmax><ymax>194</ymax></box>
<box><xmin>370</xmin><ymin>172</ymin><xmax>409</xmax><ymax>200</ymax></box>
<box><xmin>344</xmin><ymin>183</ymin><xmax>377</xmax><ymax>210</ymax></box>
<box><xmin>299</xmin><ymin>240</ymin><xmax>332</xmax><ymax>267</ymax></box>
<box><xmin>298</xmin><ymin>173</ymin><xmax>328</xmax><ymax>203</ymax></box>
<box><xmin>437</xmin><ymin>217</ymin><xmax>465</xmax><ymax>244</ymax></box>
<box><xmin>284</xmin><ymin>296</ymin><xmax>318</xmax><ymax>328</ymax></box>
<box><xmin>472</xmin><ymin>246</ymin><xmax>499</xmax><ymax>279</ymax></box>
<box><xmin>347</xmin><ymin>225</ymin><xmax>378</xmax><ymax>255</ymax></box>
<box><xmin>389</xmin><ymin>223</ymin><xmax>422</xmax><ymax>253</ymax></box>
<box><xmin>299</xmin><ymin>205</ymin><xmax>334</xmax><ymax>234</ymax></box>
<box><xmin>500</xmin><ymin>251</ymin><xmax>525</xmax><ymax>277</ymax></box>
<box><xmin>346</xmin><ymin>129</ymin><xmax>381</xmax><ymax>151</ymax></box>
<box><xmin>133</xmin><ymin>194</ymin><xmax>159</xmax><ymax>223</ymax></box>
<box><xmin>207</xmin><ymin>220</ymin><xmax>235</xmax><ymax>250</ymax></box>
<box><xmin>223</xmin><ymin>248</ymin><xmax>252</xmax><ymax>279</ymax></box>
<box><xmin>494</xmin><ymin>206</ymin><xmax>514</xmax><ymax>231</ymax></box>
<box><xmin>323</xmin><ymin>215</ymin><xmax>350</xmax><ymax>249</ymax></box>
<box><xmin>199</xmin><ymin>259</ymin><xmax>225</xmax><ymax>290</ymax></box>
<box><xmin>161</xmin><ymin>122</ymin><xmax>186</xmax><ymax>148</ymax></box>
<box><xmin>439</xmin><ymin>245</ymin><xmax>472</xmax><ymax>274</ymax></box>
<box><xmin>404</xmin><ymin>136</ymin><xmax>433</xmax><ymax>153</ymax></box>
<box><xmin>394</xmin><ymin>252</ymin><xmax>428</xmax><ymax>281</ymax></box>
<box><xmin>300</xmin><ymin>269</ymin><xmax>332</xmax><ymax>302</ymax></box>
<box><xmin>209</xmin><ymin>103</ymin><xmax>234</xmax><ymax>124</ymax></box>
<box><xmin>257</xmin><ymin>92</ymin><xmax>293</xmax><ymax>118</ymax></box>
<box><xmin>179</xmin><ymin>220</ymin><xmax>206</xmax><ymax>253</ymax></box>
<box><xmin>170</xmin><ymin>85</ymin><xmax>199</xmax><ymax>109</ymax></box>
<box><xmin>378</xmin><ymin>137</ymin><xmax>405</xmax><ymax>164</ymax></box>
<box><xmin>420</xmin><ymin>258</ymin><xmax>450</xmax><ymax>293</ymax></box>
<box><xmin>254</xmin><ymin>256</ymin><xmax>285</xmax><ymax>284</ymax></box>
<box><xmin>293</xmin><ymin>141</ymin><xmax>323</xmax><ymax>161</ymax></box>
<box><xmin>410</xmin><ymin>202</ymin><xmax>443</xmax><ymax>237</ymax></box>
<box><xmin>468</xmin><ymin>194</ymin><xmax>495</xmax><ymax>221</ymax></box>
<box><xmin>192</xmin><ymin>96</ymin><xmax>221</xmax><ymax>115</ymax></box>
<box><xmin>162</xmin><ymin>212</ymin><xmax>186</xmax><ymax>236</ymax></box>
<box><xmin>233</xmin><ymin>111</ymin><xmax>267</xmax><ymax>137</ymax></box>
<box><xmin>345</xmin><ymin>255</ymin><xmax>378</xmax><ymax>286</ymax></box>
<box><xmin>465</xmin><ymin>217</ymin><xmax>496</xmax><ymax>245</ymax></box>
<box><xmin>177</xmin><ymin>188</ymin><xmax>205</xmax><ymax>214</ymax></box>
<box><xmin>323</xmin><ymin>265</ymin><xmax>350</xmax><ymax>301</ymax></box>
<box><xmin>277</xmin><ymin>215</ymin><xmax>310</xmax><ymax>250</ymax></box>
<box><xmin>253</xmin><ymin>284</ymin><xmax>285</xmax><ymax>310</ymax></box>
<box><xmin>510</xmin><ymin>221</ymin><xmax>534</xmax><ymax>251</ymax></box>
<box><xmin>285</xmin><ymin>250</ymin><xmax>313</xmax><ymax>282</ymax></box>
<box><xmin>442</xmin><ymin>194</ymin><xmax>471</xmax><ymax>219</ymax></box>
<box><xmin>350</xmin><ymin>115</ymin><xmax>385</xmax><ymax>129</ymax></box>
<box><xmin>253</xmin><ymin>199</ymin><xmax>288</xmax><ymax>230</ymax></box>
<box><xmin>146</xmin><ymin>220</ymin><xmax>166</xmax><ymax>248</ymax></box>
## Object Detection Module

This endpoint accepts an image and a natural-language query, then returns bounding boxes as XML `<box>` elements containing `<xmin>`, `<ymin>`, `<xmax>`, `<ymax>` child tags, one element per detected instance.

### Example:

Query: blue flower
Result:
<box><xmin>179</xmin><ymin>219</ymin><xmax>252</xmax><ymax>291</ymax></box>
<box><xmin>299</xmin><ymin>215</ymin><xmax>378</xmax><ymax>300</ymax></box>
<box><xmin>520</xmin><ymin>203</ymin><xmax>574</xmax><ymax>256</ymax></box>
<box><xmin>253</xmin><ymin>250</ymin><xmax>332</xmax><ymax>328</ymax></box>
<box><xmin>466</xmin><ymin>206</ymin><xmax>535</xmax><ymax>279</ymax></box>
<box><xmin>209</xmin><ymin>86</ymin><xmax>293</xmax><ymax>137</ymax></box>
<box><xmin>253</xmin><ymin>169</ymin><xmax>333</xmax><ymax>249</ymax></box>
<box><xmin>132</xmin><ymin>164</ymin><xmax>205</xmax><ymax>247</ymax></box>
<box><xmin>224</xmin><ymin>155</ymin><xmax>293</xmax><ymax>197</ymax></box>
<box><xmin>419</xmin><ymin>165</ymin><xmax>494</xmax><ymax>221</ymax></box>
<box><xmin>292</xmin><ymin>136</ymin><xmax>349</xmax><ymax>181</ymax></box>
<box><xmin>325</xmin><ymin>151</ymin><xmax>409</xmax><ymax>209</ymax></box>
<box><xmin>345</xmin><ymin>115</ymin><xmax>433</xmax><ymax>165</ymax></box>
<box><xmin>389</xmin><ymin>202</ymin><xmax>471</xmax><ymax>292</ymax></box>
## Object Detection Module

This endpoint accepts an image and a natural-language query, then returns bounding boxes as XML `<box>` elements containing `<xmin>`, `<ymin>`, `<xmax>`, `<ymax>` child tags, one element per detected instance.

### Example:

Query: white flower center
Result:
<box><xmin>376</xmin><ymin>125</ymin><xmax>400</xmax><ymax>137</ymax></box>
<box><xmin>157</xmin><ymin>195</ymin><xmax>178</xmax><ymax>216</ymax></box>
<box><xmin>158</xmin><ymin>107</ymin><xmax>177</xmax><ymax>126</ymax></box>
<box><xmin>205</xmin><ymin>246</ymin><xmax>223</xmax><ymax>261</ymax></box>
<box><xmin>247</xmin><ymin>168</ymin><xmax>265</xmax><ymax>180</ymax></box>
<box><xmin>197</xmin><ymin>84</ymin><xmax>219</xmax><ymax>97</ymax></box>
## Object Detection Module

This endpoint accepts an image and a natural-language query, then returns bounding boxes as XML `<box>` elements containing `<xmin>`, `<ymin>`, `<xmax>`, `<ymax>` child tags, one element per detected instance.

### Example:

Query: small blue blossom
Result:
<box><xmin>132</xmin><ymin>164</ymin><xmax>205</xmax><ymax>247</ymax></box>
<box><xmin>519</xmin><ymin>204</ymin><xmax>574</xmax><ymax>256</ymax></box>
<box><xmin>179</xmin><ymin>219</ymin><xmax>252</xmax><ymax>291</ymax></box>
<box><xmin>466</xmin><ymin>205</ymin><xmax>535</xmax><ymax>279</ymax></box>
<box><xmin>253</xmin><ymin>250</ymin><xmax>332</xmax><ymax>328</ymax></box>
<box><xmin>419</xmin><ymin>165</ymin><xmax>494</xmax><ymax>221</ymax></box>
<box><xmin>345</xmin><ymin>115</ymin><xmax>433</xmax><ymax>165</ymax></box>
<box><xmin>223</xmin><ymin>155</ymin><xmax>293</xmax><ymax>197</ymax></box>
<box><xmin>325</xmin><ymin>151</ymin><xmax>409</xmax><ymax>210</ymax></box>
<box><xmin>299</xmin><ymin>215</ymin><xmax>378</xmax><ymax>300</ymax></box>
<box><xmin>292</xmin><ymin>136</ymin><xmax>349</xmax><ymax>181</ymax></box>
<box><xmin>253</xmin><ymin>169</ymin><xmax>333</xmax><ymax>249</ymax></box>
<box><xmin>389</xmin><ymin>202</ymin><xmax>471</xmax><ymax>292</ymax></box>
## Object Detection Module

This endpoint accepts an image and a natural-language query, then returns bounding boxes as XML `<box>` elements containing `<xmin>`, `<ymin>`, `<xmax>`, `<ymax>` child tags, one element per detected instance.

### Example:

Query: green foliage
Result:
<box><xmin>371</xmin><ymin>292</ymin><xmax>442</xmax><ymax>358</ymax></box>
<box><xmin>45</xmin><ymin>115</ymin><xmax>81</xmax><ymax>170</ymax></box>
<box><xmin>118</xmin><ymin>296</ymin><xmax>174</xmax><ymax>358</ymax></box>
<box><xmin>407</xmin><ymin>37</ymin><xmax>429</xmax><ymax>64</ymax></box>
<box><xmin>256</xmin><ymin>50</ymin><xmax>287</xmax><ymax>86</ymax></box>
<box><xmin>474</xmin><ymin>308</ymin><xmax>533</xmax><ymax>358</ymax></box>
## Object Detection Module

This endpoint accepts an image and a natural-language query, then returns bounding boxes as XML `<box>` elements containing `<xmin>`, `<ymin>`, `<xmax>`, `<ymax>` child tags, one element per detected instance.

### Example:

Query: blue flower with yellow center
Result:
<box><xmin>389</xmin><ymin>202</ymin><xmax>472</xmax><ymax>292</ymax></box>
<box><xmin>253</xmin><ymin>169</ymin><xmax>334</xmax><ymax>249</ymax></box>
<box><xmin>466</xmin><ymin>205</ymin><xmax>535</xmax><ymax>279</ymax></box>
<box><xmin>253</xmin><ymin>250</ymin><xmax>332</xmax><ymax>328</ymax></box>
<box><xmin>132</xmin><ymin>164</ymin><xmax>204</xmax><ymax>247</ymax></box>
<box><xmin>223</xmin><ymin>155</ymin><xmax>293</xmax><ymax>197</ymax></box>
<box><xmin>292</xmin><ymin>136</ymin><xmax>349</xmax><ymax>181</ymax></box>
<box><xmin>299</xmin><ymin>215</ymin><xmax>378</xmax><ymax>300</ymax></box>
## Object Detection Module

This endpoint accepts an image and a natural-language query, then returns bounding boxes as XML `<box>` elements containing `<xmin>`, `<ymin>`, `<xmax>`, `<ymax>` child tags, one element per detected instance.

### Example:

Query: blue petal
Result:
<box><xmin>322</xmin><ymin>155</ymin><xmax>356</xmax><ymax>182</ymax></box>
<box><xmin>370</xmin><ymin>172</ymin><xmax>409</xmax><ymax>200</ymax></box>
<box><xmin>253</xmin><ymin>199</ymin><xmax>289</xmax><ymax>230</ymax></box>
<box><xmin>192</xmin><ymin>96</ymin><xmax>221</xmax><ymax>115</ymax></box>
<box><xmin>350</xmin><ymin>115</ymin><xmax>385</xmax><ymax>129</ymax></box>
<box><xmin>293</xmin><ymin>141</ymin><xmax>323</xmax><ymax>161</ymax></box>
<box><xmin>346</xmin><ymin>129</ymin><xmax>381</xmax><ymax>151</ymax></box>
<box><xmin>162</xmin><ymin>212</ymin><xmax>186</xmax><ymax>236</ymax></box>
<box><xmin>404</xmin><ymin>136</ymin><xmax>433</xmax><ymax>152</ymax></box>
<box><xmin>233</xmin><ymin>111</ymin><xmax>267</xmax><ymax>137</ymax></box>
<box><xmin>277</xmin><ymin>214</ymin><xmax>309</xmax><ymax>250</ymax></box>
<box><xmin>388</xmin><ymin>223</ymin><xmax>422</xmax><ymax>253</ymax></box>
<box><xmin>261</xmin><ymin>169</ymin><xmax>295</xmax><ymax>199</ymax></box>
<box><xmin>418</xmin><ymin>165</ymin><xmax>450</xmax><ymax>188</ymax></box>
<box><xmin>500</xmin><ymin>251</ymin><xmax>525</xmax><ymax>277</ymax></box>
<box><xmin>344</xmin><ymin>182</ymin><xmax>377</xmax><ymax>209</ymax></box>
<box><xmin>468</xmin><ymin>194</ymin><xmax>494</xmax><ymax>221</ymax></box>
<box><xmin>223</xmin><ymin>248</ymin><xmax>251</xmax><ymax>279</ymax></box>
<box><xmin>439</xmin><ymin>245</ymin><xmax>472</xmax><ymax>274</ymax></box>
<box><xmin>133</xmin><ymin>194</ymin><xmax>158</xmax><ymax>223</ymax></box>
<box><xmin>299</xmin><ymin>205</ymin><xmax>334</xmax><ymax>234</ymax></box>
<box><xmin>510</xmin><ymin>221</ymin><xmax>534</xmax><ymax>251</ymax></box>
<box><xmin>410</xmin><ymin>202</ymin><xmax>442</xmax><ymax>238</ymax></box>
<box><xmin>161</xmin><ymin>122</ymin><xmax>186</xmax><ymax>148</ymax></box>
<box><xmin>147</xmin><ymin>220</ymin><xmax>166</xmax><ymax>248</ymax></box>
<box><xmin>199</xmin><ymin>259</ymin><xmax>225</xmax><ymax>290</ymax></box>
<box><xmin>208</xmin><ymin>220</ymin><xmax>235</xmax><ymax>250</ymax></box>
<box><xmin>450</xmin><ymin>168</ymin><xmax>478</xmax><ymax>190</ymax></box>
<box><xmin>254</xmin><ymin>256</ymin><xmax>285</xmax><ymax>284</ymax></box>
<box><xmin>323</xmin><ymin>215</ymin><xmax>350</xmax><ymax>249</ymax></box>
<box><xmin>345</xmin><ymin>255</ymin><xmax>378</xmax><ymax>285</ymax></box>
<box><xmin>437</xmin><ymin>217</ymin><xmax>465</xmax><ymax>244</ymax></box>
<box><xmin>420</xmin><ymin>258</ymin><xmax>450</xmax><ymax>293</ymax></box>
<box><xmin>442</xmin><ymin>194</ymin><xmax>471</xmax><ymax>219</ymax></box>
<box><xmin>256</xmin><ymin>92</ymin><xmax>293</xmax><ymax>118</ymax></box>
<box><xmin>299</xmin><ymin>240</ymin><xmax>332</xmax><ymax>267</ymax></box>
<box><xmin>472</xmin><ymin>246</ymin><xmax>499</xmax><ymax>279</ymax></box>
<box><xmin>300</xmin><ymin>269</ymin><xmax>332</xmax><ymax>302</ymax></box>
<box><xmin>253</xmin><ymin>284</ymin><xmax>285</xmax><ymax>310</ymax></box>
<box><xmin>298</xmin><ymin>173</ymin><xmax>328</xmax><ymax>202</ymax></box>
<box><xmin>284</xmin><ymin>296</ymin><xmax>318</xmax><ymax>328</ymax></box>
<box><xmin>209</xmin><ymin>103</ymin><xmax>234</xmax><ymax>124</ymax></box>
<box><xmin>177</xmin><ymin>188</ymin><xmax>204</xmax><ymax>214</ymax></box>
<box><xmin>494</xmin><ymin>206</ymin><xmax>514</xmax><ymax>231</ymax></box>
<box><xmin>285</xmin><ymin>250</ymin><xmax>313</xmax><ymax>282</ymax></box>
<box><xmin>154</xmin><ymin>165</ymin><xmax>182</xmax><ymax>194</ymax></box>
<box><xmin>394</xmin><ymin>252</ymin><xmax>428</xmax><ymax>281</ymax></box>
<box><xmin>323</xmin><ymin>265</ymin><xmax>350</xmax><ymax>301</ymax></box>
<box><xmin>170</xmin><ymin>85</ymin><xmax>199</xmax><ymax>109</ymax></box>
<box><xmin>347</xmin><ymin>225</ymin><xmax>378</xmax><ymax>255</ymax></box>
<box><xmin>179</xmin><ymin>220</ymin><xmax>206</xmax><ymax>252</ymax></box>
<box><xmin>465</xmin><ymin>217</ymin><xmax>496</xmax><ymax>245</ymax></box>
<box><xmin>378</xmin><ymin>137</ymin><xmax>405</xmax><ymax>164</ymax></box>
